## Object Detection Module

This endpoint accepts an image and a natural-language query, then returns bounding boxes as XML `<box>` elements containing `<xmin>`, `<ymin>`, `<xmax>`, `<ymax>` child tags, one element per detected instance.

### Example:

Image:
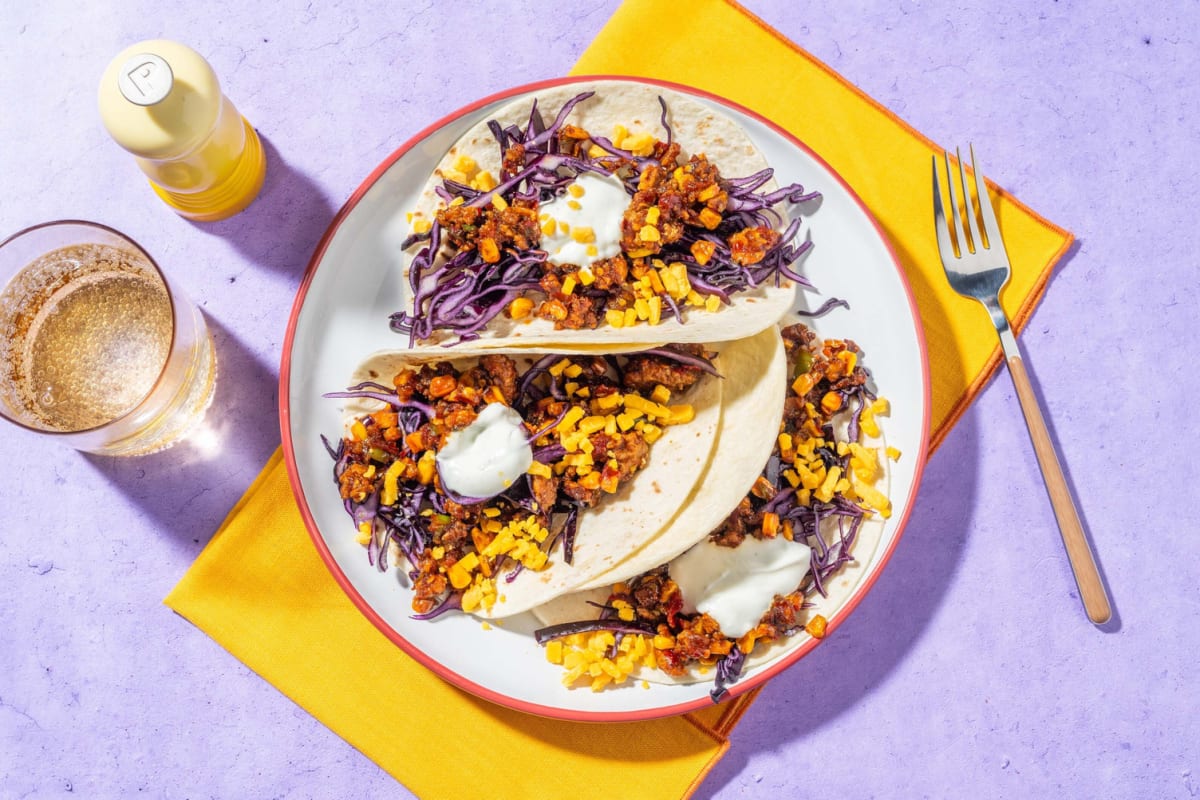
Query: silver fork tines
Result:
<box><xmin>931</xmin><ymin>145</ymin><xmax>1112</xmax><ymax>625</ymax></box>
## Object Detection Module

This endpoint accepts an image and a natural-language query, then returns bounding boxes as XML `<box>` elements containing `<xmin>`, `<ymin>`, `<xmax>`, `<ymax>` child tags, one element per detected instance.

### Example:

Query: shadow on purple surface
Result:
<box><xmin>186</xmin><ymin>134</ymin><xmax>337</xmax><ymax>274</ymax></box>
<box><xmin>81</xmin><ymin>314</ymin><xmax>279</xmax><ymax>553</ymax></box>
<box><xmin>996</xmin><ymin>301</ymin><xmax>1122</xmax><ymax>633</ymax></box>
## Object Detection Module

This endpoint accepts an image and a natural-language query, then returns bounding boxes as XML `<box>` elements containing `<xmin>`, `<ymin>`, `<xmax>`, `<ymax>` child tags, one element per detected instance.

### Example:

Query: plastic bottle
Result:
<box><xmin>98</xmin><ymin>40</ymin><xmax>266</xmax><ymax>222</ymax></box>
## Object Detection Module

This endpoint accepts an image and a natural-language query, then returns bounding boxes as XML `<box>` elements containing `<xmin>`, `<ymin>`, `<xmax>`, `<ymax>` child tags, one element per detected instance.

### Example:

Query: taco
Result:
<box><xmin>486</xmin><ymin>326</ymin><xmax>786</xmax><ymax>618</ymax></box>
<box><xmin>531</xmin><ymin>323</ymin><xmax>895</xmax><ymax>698</ymax></box>
<box><xmin>323</xmin><ymin>339</ymin><xmax>757</xmax><ymax>621</ymax></box>
<box><xmin>391</xmin><ymin>80</ymin><xmax>819</xmax><ymax>348</ymax></box>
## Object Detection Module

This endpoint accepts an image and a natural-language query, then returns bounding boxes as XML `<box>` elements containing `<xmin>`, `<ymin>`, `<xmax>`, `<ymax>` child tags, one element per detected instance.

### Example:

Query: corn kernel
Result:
<box><xmin>567</xmin><ymin>199</ymin><xmax>582</xmax><ymax>211</ymax></box>
<box><xmin>698</xmin><ymin>207</ymin><xmax>723</xmax><ymax>229</ymax></box>
<box><xmin>638</xmin><ymin>224</ymin><xmax>661</xmax><ymax>242</ymax></box>
<box><xmin>605</xmin><ymin>309</ymin><xmax>625</xmax><ymax>328</ymax></box>
<box><xmin>690</xmin><ymin>240</ymin><xmax>716</xmax><ymax>265</ymax></box>
<box><xmin>623</xmin><ymin>307</ymin><xmax>637</xmax><ymax>327</ymax></box>
<box><xmin>417</xmin><ymin>450</ymin><xmax>436</xmax><ymax>484</ymax></box>
<box><xmin>568</xmin><ymin>183</ymin><xmax>586</xmax><ymax>198</ymax></box>
<box><xmin>622</xmin><ymin>132</ymin><xmax>655</xmax><ymax>156</ymax></box>
<box><xmin>561</xmin><ymin>275</ymin><xmax>578</xmax><ymax>295</ymax></box>
<box><xmin>578</xmin><ymin>265</ymin><xmax>596</xmax><ymax>285</ymax></box>
<box><xmin>452</xmin><ymin>154</ymin><xmax>477</xmax><ymax>174</ymax></box>
<box><xmin>578</xmin><ymin>472</ymin><xmax>601</xmax><ymax>490</ymax></box>
<box><xmin>546</xmin><ymin>640</ymin><xmax>564</xmax><ymax>664</ymax></box>
<box><xmin>446</xmin><ymin>561</ymin><xmax>472</xmax><ymax>590</ymax></box>
<box><xmin>471</xmin><ymin>170</ymin><xmax>497</xmax><ymax>191</ymax></box>
<box><xmin>350</xmin><ymin>420</ymin><xmax>368</xmax><ymax>441</ymax></box>
<box><xmin>650</xmin><ymin>385</ymin><xmax>671</xmax><ymax>405</ymax></box>
<box><xmin>596</xmin><ymin>392</ymin><xmax>623</xmax><ymax>411</ymax></box>
<box><xmin>578</xmin><ymin>415</ymin><xmax>607</xmax><ymax>435</ymax></box>
<box><xmin>411</xmin><ymin>216</ymin><xmax>432</xmax><ymax>234</ymax></box>
<box><xmin>821</xmin><ymin>391</ymin><xmax>843</xmax><ymax>414</ymax></box>
<box><xmin>508</xmin><ymin>296</ymin><xmax>534</xmax><ymax>320</ymax></box>
<box><xmin>490</xmin><ymin>193</ymin><xmax>508</xmax><ymax>210</ymax></box>
<box><xmin>805</xmin><ymin>614</ymin><xmax>828</xmax><ymax>639</ymax></box>
<box><xmin>570</xmin><ymin>226</ymin><xmax>596</xmax><ymax>243</ymax></box>
<box><xmin>886</xmin><ymin>446</ymin><xmax>902</xmax><ymax>461</ymax></box>
<box><xmin>355</xmin><ymin>522</ymin><xmax>373</xmax><ymax>546</ymax></box>
<box><xmin>816</xmin><ymin>465</ymin><xmax>842</xmax><ymax>503</ymax></box>
<box><xmin>479</xmin><ymin>238</ymin><xmax>500</xmax><ymax>263</ymax></box>
<box><xmin>663</xmin><ymin>404</ymin><xmax>694</xmax><ymax>425</ymax></box>
<box><xmin>704</xmin><ymin>294</ymin><xmax>721</xmax><ymax>313</ymax></box>
<box><xmin>792</xmin><ymin>373</ymin><xmax>816</xmax><ymax>397</ymax></box>
<box><xmin>558</xmin><ymin>220</ymin><xmax>571</xmax><ymax>234</ymax></box>
<box><xmin>541</xmin><ymin>218</ymin><xmax>557</xmax><ymax>236</ymax></box>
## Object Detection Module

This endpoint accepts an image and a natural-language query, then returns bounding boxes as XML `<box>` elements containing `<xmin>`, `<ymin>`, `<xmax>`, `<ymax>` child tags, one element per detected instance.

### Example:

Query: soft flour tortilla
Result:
<box><xmin>335</xmin><ymin>344</ymin><xmax>723</xmax><ymax>618</ymax></box>
<box><xmin>485</xmin><ymin>326</ymin><xmax>786</xmax><ymax>618</ymax></box>
<box><xmin>405</xmin><ymin>80</ymin><xmax>798</xmax><ymax>348</ymax></box>
<box><xmin>532</xmin><ymin>397</ymin><xmax>893</xmax><ymax>687</ymax></box>
<box><xmin>574</xmin><ymin>325</ymin><xmax>787</xmax><ymax>591</ymax></box>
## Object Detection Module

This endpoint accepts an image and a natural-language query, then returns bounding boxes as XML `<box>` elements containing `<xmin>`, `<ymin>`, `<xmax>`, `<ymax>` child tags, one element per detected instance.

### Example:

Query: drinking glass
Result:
<box><xmin>0</xmin><ymin>220</ymin><xmax>216</xmax><ymax>455</ymax></box>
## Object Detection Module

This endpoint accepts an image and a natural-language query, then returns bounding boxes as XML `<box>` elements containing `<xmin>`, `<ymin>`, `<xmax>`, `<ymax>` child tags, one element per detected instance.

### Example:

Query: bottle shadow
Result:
<box><xmin>81</xmin><ymin>314</ymin><xmax>280</xmax><ymax>555</ymax></box>
<box><xmin>186</xmin><ymin>133</ymin><xmax>338</xmax><ymax>275</ymax></box>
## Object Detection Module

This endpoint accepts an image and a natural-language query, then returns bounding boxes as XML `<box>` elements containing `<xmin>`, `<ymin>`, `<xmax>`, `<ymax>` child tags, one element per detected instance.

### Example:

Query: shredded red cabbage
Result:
<box><xmin>710</xmin><ymin>643</ymin><xmax>746</xmax><ymax>702</ymax></box>
<box><xmin>533</xmin><ymin>618</ymin><xmax>653</xmax><ymax>645</ymax></box>
<box><xmin>795</xmin><ymin>296</ymin><xmax>850</xmax><ymax>318</ymax></box>
<box><xmin>390</xmin><ymin>91</ymin><xmax>819</xmax><ymax>344</ymax></box>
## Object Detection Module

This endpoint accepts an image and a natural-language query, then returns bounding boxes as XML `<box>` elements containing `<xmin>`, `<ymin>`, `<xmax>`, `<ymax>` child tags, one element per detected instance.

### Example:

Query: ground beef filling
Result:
<box><xmin>432</xmin><ymin>128</ymin><xmax>787</xmax><ymax>331</ymax></box>
<box><xmin>607</xmin><ymin>567</ymin><xmax>807</xmax><ymax>677</ymax></box>
<box><xmin>336</xmin><ymin>351</ymin><xmax>702</xmax><ymax>615</ymax></box>
<box><xmin>596</xmin><ymin>323</ymin><xmax>867</xmax><ymax>674</ymax></box>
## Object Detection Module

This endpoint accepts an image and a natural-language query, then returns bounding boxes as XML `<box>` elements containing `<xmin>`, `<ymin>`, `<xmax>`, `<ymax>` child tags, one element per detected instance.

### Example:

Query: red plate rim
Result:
<box><xmin>278</xmin><ymin>74</ymin><xmax>932</xmax><ymax>722</ymax></box>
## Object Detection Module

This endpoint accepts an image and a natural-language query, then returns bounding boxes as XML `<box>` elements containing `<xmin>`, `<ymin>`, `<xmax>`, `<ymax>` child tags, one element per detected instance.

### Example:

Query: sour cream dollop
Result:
<box><xmin>539</xmin><ymin>172</ymin><xmax>628</xmax><ymax>268</ymax></box>
<box><xmin>436</xmin><ymin>403</ymin><xmax>533</xmax><ymax>498</ymax></box>
<box><xmin>669</xmin><ymin>536</ymin><xmax>812</xmax><ymax>638</ymax></box>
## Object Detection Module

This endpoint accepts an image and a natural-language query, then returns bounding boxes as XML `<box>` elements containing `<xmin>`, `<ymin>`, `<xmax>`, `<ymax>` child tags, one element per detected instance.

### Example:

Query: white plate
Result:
<box><xmin>280</xmin><ymin>76</ymin><xmax>930</xmax><ymax>721</ymax></box>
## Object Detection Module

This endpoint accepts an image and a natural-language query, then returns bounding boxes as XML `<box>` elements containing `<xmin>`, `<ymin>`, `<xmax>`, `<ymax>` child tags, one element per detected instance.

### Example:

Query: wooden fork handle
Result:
<box><xmin>1005</xmin><ymin>353</ymin><xmax>1112</xmax><ymax>624</ymax></box>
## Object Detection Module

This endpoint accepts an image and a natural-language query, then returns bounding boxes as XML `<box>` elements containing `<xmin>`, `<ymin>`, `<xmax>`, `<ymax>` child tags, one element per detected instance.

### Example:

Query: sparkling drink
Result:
<box><xmin>0</xmin><ymin>221</ymin><xmax>216</xmax><ymax>455</ymax></box>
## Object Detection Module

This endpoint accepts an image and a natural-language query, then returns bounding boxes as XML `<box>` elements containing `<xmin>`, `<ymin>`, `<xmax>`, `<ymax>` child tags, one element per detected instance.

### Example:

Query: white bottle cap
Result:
<box><xmin>116</xmin><ymin>53</ymin><xmax>174</xmax><ymax>106</ymax></box>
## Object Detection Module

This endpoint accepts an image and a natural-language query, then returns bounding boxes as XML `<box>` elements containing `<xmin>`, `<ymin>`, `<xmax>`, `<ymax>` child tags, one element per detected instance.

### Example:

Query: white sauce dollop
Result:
<box><xmin>539</xmin><ymin>172</ymin><xmax>628</xmax><ymax>267</ymax></box>
<box><xmin>669</xmin><ymin>536</ymin><xmax>811</xmax><ymax>637</ymax></box>
<box><xmin>436</xmin><ymin>403</ymin><xmax>532</xmax><ymax>498</ymax></box>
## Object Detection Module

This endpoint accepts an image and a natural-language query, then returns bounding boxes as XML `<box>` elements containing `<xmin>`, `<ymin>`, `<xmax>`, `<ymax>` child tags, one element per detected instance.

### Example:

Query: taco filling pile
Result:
<box><xmin>324</xmin><ymin>345</ymin><xmax>720</xmax><ymax>617</ymax></box>
<box><xmin>322</xmin><ymin>83</ymin><xmax>897</xmax><ymax>704</ymax></box>
<box><xmin>532</xmin><ymin>323</ymin><xmax>896</xmax><ymax>699</ymax></box>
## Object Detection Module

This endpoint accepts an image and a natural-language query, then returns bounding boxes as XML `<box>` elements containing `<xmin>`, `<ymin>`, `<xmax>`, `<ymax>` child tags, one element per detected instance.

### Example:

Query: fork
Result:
<box><xmin>932</xmin><ymin>145</ymin><xmax>1111</xmax><ymax>625</ymax></box>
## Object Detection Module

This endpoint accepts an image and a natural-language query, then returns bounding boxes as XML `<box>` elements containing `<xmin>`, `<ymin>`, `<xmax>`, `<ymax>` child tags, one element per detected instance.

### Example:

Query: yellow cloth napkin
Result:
<box><xmin>166</xmin><ymin>1</ymin><xmax>1073</xmax><ymax>798</ymax></box>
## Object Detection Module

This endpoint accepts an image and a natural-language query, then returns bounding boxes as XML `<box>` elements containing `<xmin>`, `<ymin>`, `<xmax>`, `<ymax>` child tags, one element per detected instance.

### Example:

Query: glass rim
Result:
<box><xmin>0</xmin><ymin>219</ymin><xmax>181</xmax><ymax>438</ymax></box>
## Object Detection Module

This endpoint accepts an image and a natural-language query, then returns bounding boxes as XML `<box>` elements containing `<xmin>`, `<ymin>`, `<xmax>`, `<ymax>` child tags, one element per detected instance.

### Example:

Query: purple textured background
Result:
<box><xmin>2</xmin><ymin>2</ymin><xmax>1196</xmax><ymax>798</ymax></box>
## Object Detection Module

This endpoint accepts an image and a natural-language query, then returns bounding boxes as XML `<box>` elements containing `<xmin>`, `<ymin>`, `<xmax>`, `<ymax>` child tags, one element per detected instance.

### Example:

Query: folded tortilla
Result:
<box><xmin>484</xmin><ymin>326</ymin><xmax>786</xmax><ymax>617</ymax></box>
<box><xmin>404</xmin><ymin>80</ymin><xmax>799</xmax><ymax>348</ymax></box>
<box><xmin>336</xmin><ymin>343</ymin><xmax>727</xmax><ymax>618</ymax></box>
<box><xmin>531</xmin><ymin>351</ymin><xmax>892</xmax><ymax>686</ymax></box>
